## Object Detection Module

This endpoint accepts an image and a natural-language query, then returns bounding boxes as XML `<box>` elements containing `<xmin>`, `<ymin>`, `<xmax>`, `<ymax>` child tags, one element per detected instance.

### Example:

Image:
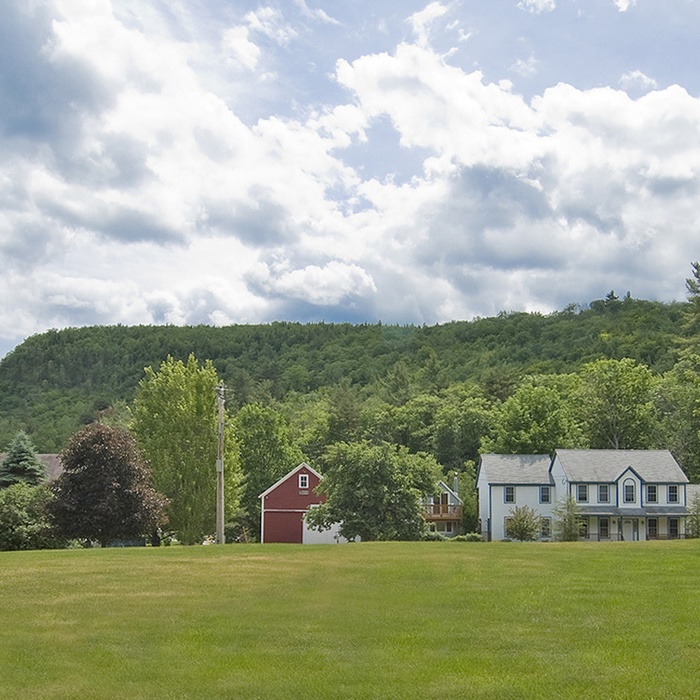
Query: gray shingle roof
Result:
<box><xmin>479</xmin><ymin>454</ymin><xmax>552</xmax><ymax>484</ymax></box>
<box><xmin>555</xmin><ymin>449</ymin><xmax>688</xmax><ymax>484</ymax></box>
<box><xmin>0</xmin><ymin>453</ymin><xmax>62</xmax><ymax>482</ymax></box>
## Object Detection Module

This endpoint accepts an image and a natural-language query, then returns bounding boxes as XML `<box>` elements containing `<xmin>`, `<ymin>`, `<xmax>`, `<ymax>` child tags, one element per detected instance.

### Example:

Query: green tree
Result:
<box><xmin>234</xmin><ymin>403</ymin><xmax>304</xmax><ymax>540</ymax></box>
<box><xmin>553</xmin><ymin>495</ymin><xmax>581</xmax><ymax>541</ymax></box>
<box><xmin>0</xmin><ymin>431</ymin><xmax>46</xmax><ymax>488</ymax></box>
<box><xmin>687</xmin><ymin>493</ymin><xmax>700</xmax><ymax>538</ymax></box>
<box><xmin>655</xmin><ymin>356</ymin><xmax>700</xmax><ymax>481</ymax></box>
<box><xmin>306</xmin><ymin>441</ymin><xmax>440</xmax><ymax>541</ymax></box>
<box><xmin>0</xmin><ymin>483</ymin><xmax>63</xmax><ymax>551</ymax></box>
<box><xmin>49</xmin><ymin>424</ymin><xmax>167</xmax><ymax>547</ymax></box>
<box><xmin>506</xmin><ymin>505</ymin><xmax>541</xmax><ymax>541</ymax></box>
<box><xmin>132</xmin><ymin>355</ymin><xmax>241</xmax><ymax>544</ymax></box>
<box><xmin>482</xmin><ymin>381</ymin><xmax>580</xmax><ymax>455</ymax></box>
<box><xmin>683</xmin><ymin>261</ymin><xmax>700</xmax><ymax>350</ymax></box>
<box><xmin>575</xmin><ymin>358</ymin><xmax>657</xmax><ymax>449</ymax></box>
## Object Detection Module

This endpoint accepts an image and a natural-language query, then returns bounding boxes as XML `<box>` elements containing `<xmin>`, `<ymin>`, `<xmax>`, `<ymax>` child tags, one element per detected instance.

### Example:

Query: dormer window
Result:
<box><xmin>624</xmin><ymin>479</ymin><xmax>636</xmax><ymax>503</ymax></box>
<box><xmin>299</xmin><ymin>473</ymin><xmax>309</xmax><ymax>490</ymax></box>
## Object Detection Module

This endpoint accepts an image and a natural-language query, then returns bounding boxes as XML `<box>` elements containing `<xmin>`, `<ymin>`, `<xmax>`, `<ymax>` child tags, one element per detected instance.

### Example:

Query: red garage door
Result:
<box><xmin>264</xmin><ymin>511</ymin><xmax>303</xmax><ymax>543</ymax></box>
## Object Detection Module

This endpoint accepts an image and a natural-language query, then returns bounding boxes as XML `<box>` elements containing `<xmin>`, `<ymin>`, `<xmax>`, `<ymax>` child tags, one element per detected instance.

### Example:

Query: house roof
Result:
<box><xmin>479</xmin><ymin>454</ymin><xmax>552</xmax><ymax>484</ymax></box>
<box><xmin>258</xmin><ymin>462</ymin><xmax>321</xmax><ymax>499</ymax></box>
<box><xmin>436</xmin><ymin>480</ymin><xmax>463</xmax><ymax>504</ymax></box>
<box><xmin>555</xmin><ymin>450</ymin><xmax>688</xmax><ymax>484</ymax></box>
<box><xmin>0</xmin><ymin>453</ymin><xmax>62</xmax><ymax>482</ymax></box>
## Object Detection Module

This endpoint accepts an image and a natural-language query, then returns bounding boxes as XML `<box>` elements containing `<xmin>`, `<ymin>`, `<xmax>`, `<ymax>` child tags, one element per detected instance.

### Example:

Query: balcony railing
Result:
<box><xmin>423</xmin><ymin>504</ymin><xmax>463</xmax><ymax>520</ymax></box>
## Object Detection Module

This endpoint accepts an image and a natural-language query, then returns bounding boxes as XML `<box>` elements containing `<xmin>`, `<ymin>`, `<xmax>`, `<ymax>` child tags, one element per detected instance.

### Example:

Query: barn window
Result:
<box><xmin>299</xmin><ymin>473</ymin><xmax>309</xmax><ymax>490</ymax></box>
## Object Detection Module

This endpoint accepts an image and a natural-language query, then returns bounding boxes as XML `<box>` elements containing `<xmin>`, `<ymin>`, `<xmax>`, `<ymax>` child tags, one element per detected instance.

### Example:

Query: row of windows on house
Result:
<box><xmin>504</xmin><ymin>516</ymin><xmax>681</xmax><ymax>540</ymax></box>
<box><xmin>503</xmin><ymin>483</ymin><xmax>680</xmax><ymax>504</ymax></box>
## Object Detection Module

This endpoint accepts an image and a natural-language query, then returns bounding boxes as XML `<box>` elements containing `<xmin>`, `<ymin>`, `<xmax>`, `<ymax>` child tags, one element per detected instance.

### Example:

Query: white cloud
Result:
<box><xmin>517</xmin><ymin>0</ymin><xmax>556</xmax><ymax>14</ymax></box>
<box><xmin>511</xmin><ymin>54</ymin><xmax>539</xmax><ymax>77</ymax></box>
<box><xmin>244</xmin><ymin>7</ymin><xmax>297</xmax><ymax>46</ymax></box>
<box><xmin>619</xmin><ymin>70</ymin><xmax>657</xmax><ymax>94</ymax></box>
<box><xmin>223</xmin><ymin>26</ymin><xmax>260</xmax><ymax>70</ymax></box>
<box><xmin>1</xmin><ymin>0</ymin><xmax>699</xmax><ymax>357</ymax></box>
<box><xmin>614</xmin><ymin>0</ymin><xmax>636</xmax><ymax>11</ymax></box>
<box><xmin>408</xmin><ymin>2</ymin><xmax>448</xmax><ymax>47</ymax></box>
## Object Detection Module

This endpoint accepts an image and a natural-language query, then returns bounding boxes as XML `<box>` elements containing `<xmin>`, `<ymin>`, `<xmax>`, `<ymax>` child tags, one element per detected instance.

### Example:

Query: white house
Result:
<box><xmin>423</xmin><ymin>479</ymin><xmax>463</xmax><ymax>538</ymax></box>
<box><xmin>477</xmin><ymin>450</ymin><xmax>691</xmax><ymax>541</ymax></box>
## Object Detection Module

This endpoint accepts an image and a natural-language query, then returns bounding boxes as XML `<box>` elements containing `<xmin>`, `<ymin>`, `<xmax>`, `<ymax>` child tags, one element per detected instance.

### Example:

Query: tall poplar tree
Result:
<box><xmin>132</xmin><ymin>355</ymin><xmax>241</xmax><ymax>544</ymax></box>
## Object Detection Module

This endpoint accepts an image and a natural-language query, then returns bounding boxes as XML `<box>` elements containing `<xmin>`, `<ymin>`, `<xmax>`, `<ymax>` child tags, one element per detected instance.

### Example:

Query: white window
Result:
<box><xmin>598</xmin><ymin>484</ymin><xmax>609</xmax><ymax>503</ymax></box>
<box><xmin>646</xmin><ymin>485</ymin><xmax>657</xmax><ymax>503</ymax></box>
<box><xmin>299</xmin><ymin>473</ymin><xmax>309</xmax><ymax>490</ymax></box>
<box><xmin>668</xmin><ymin>485</ymin><xmax>679</xmax><ymax>503</ymax></box>
<box><xmin>624</xmin><ymin>479</ymin><xmax>636</xmax><ymax>503</ymax></box>
<box><xmin>504</xmin><ymin>486</ymin><xmax>515</xmax><ymax>503</ymax></box>
<box><xmin>540</xmin><ymin>486</ymin><xmax>551</xmax><ymax>504</ymax></box>
<box><xmin>577</xmin><ymin>484</ymin><xmax>588</xmax><ymax>503</ymax></box>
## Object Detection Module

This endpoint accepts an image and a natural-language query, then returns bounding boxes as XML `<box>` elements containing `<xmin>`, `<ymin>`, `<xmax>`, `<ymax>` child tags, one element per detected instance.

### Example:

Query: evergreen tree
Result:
<box><xmin>0</xmin><ymin>431</ymin><xmax>45</xmax><ymax>489</ymax></box>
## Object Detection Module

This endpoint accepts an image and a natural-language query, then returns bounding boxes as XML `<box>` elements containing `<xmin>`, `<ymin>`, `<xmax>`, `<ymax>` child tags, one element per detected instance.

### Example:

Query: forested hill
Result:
<box><xmin>0</xmin><ymin>296</ymin><xmax>688</xmax><ymax>451</ymax></box>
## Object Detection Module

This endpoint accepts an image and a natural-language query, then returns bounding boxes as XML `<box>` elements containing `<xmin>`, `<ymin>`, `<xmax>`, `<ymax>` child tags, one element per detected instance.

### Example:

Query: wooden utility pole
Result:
<box><xmin>215</xmin><ymin>382</ymin><xmax>226</xmax><ymax>544</ymax></box>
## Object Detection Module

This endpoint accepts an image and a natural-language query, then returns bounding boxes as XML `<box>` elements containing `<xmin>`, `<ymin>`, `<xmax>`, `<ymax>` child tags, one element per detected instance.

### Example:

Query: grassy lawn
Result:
<box><xmin>1</xmin><ymin>540</ymin><xmax>700</xmax><ymax>699</ymax></box>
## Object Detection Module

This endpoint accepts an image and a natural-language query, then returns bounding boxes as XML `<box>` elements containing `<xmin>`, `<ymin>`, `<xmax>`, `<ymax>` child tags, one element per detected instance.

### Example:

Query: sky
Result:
<box><xmin>1</xmin><ymin>0</ymin><xmax>700</xmax><ymax>359</ymax></box>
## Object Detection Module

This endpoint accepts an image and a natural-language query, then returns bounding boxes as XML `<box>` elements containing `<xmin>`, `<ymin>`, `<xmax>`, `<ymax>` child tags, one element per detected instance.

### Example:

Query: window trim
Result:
<box><xmin>668</xmin><ymin>485</ymin><xmax>679</xmax><ymax>504</ymax></box>
<box><xmin>623</xmin><ymin>479</ymin><xmax>636</xmax><ymax>504</ymax></box>
<box><xmin>298</xmin><ymin>473</ymin><xmax>309</xmax><ymax>490</ymax></box>
<box><xmin>504</xmin><ymin>486</ymin><xmax>515</xmax><ymax>504</ymax></box>
<box><xmin>577</xmin><ymin>484</ymin><xmax>588</xmax><ymax>503</ymax></box>
<box><xmin>598</xmin><ymin>484</ymin><xmax>610</xmax><ymax>503</ymax></box>
<box><xmin>539</xmin><ymin>485</ymin><xmax>551</xmax><ymax>504</ymax></box>
<box><xmin>646</xmin><ymin>484</ymin><xmax>658</xmax><ymax>504</ymax></box>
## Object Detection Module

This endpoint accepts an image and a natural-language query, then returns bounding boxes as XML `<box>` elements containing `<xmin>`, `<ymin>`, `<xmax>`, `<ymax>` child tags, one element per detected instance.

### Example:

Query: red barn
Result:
<box><xmin>259</xmin><ymin>463</ymin><xmax>350</xmax><ymax>544</ymax></box>
<box><xmin>259</xmin><ymin>462</ymin><xmax>326</xmax><ymax>543</ymax></box>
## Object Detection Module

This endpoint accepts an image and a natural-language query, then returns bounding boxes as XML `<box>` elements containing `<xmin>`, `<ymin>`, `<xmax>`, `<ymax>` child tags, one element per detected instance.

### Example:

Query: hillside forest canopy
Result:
<box><xmin>1</xmin><ymin>270</ymin><xmax>700</xmax><ymax>515</ymax></box>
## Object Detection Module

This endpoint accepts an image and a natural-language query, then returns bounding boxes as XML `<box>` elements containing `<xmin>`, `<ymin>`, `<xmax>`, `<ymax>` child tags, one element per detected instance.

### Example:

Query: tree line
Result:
<box><xmin>2</xmin><ymin>266</ymin><xmax>700</xmax><ymax>548</ymax></box>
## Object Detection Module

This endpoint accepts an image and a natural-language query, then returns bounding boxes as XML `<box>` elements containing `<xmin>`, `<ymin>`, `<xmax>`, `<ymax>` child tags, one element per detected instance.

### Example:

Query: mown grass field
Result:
<box><xmin>1</xmin><ymin>540</ymin><xmax>699</xmax><ymax>699</ymax></box>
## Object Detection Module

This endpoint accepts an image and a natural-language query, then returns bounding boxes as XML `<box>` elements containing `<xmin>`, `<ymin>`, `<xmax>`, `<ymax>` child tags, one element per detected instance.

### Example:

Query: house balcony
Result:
<box><xmin>423</xmin><ymin>504</ymin><xmax>463</xmax><ymax>521</ymax></box>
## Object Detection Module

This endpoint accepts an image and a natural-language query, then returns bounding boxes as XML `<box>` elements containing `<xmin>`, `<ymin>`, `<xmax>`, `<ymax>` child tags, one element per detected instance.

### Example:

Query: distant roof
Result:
<box><xmin>0</xmin><ymin>453</ymin><xmax>62</xmax><ymax>482</ymax></box>
<box><xmin>479</xmin><ymin>454</ymin><xmax>552</xmax><ymax>484</ymax></box>
<box><xmin>555</xmin><ymin>450</ymin><xmax>688</xmax><ymax>484</ymax></box>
